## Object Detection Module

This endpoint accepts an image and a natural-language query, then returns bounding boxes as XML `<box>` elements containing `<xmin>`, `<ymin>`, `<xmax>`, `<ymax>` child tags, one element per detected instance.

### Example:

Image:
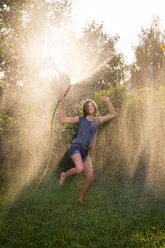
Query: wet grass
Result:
<box><xmin>0</xmin><ymin>177</ymin><xmax>165</xmax><ymax>248</ymax></box>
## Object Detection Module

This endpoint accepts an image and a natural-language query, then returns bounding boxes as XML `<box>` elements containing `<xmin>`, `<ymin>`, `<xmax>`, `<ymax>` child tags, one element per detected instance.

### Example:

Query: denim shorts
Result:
<box><xmin>68</xmin><ymin>143</ymin><xmax>90</xmax><ymax>161</ymax></box>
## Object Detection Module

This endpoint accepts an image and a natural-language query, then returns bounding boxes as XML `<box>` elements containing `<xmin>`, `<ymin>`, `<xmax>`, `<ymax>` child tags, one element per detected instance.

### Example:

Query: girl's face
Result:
<box><xmin>87</xmin><ymin>102</ymin><xmax>95</xmax><ymax>115</ymax></box>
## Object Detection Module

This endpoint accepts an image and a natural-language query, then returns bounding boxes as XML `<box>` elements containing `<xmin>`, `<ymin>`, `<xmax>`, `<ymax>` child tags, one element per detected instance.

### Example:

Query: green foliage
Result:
<box><xmin>81</xmin><ymin>21</ymin><xmax>117</xmax><ymax>62</ymax></box>
<box><xmin>0</xmin><ymin>0</ymin><xmax>72</xmax><ymax>87</ymax></box>
<box><xmin>126</xmin><ymin>86</ymin><xmax>165</xmax><ymax>107</ymax></box>
<box><xmin>1</xmin><ymin>83</ymin><xmax>165</xmax><ymax>189</ymax></box>
<box><xmin>94</xmin><ymin>85</ymin><xmax>126</xmax><ymax>114</ymax></box>
<box><xmin>156</xmin><ymin>85</ymin><xmax>165</xmax><ymax>108</ymax></box>
<box><xmin>90</xmin><ymin>53</ymin><xmax>128</xmax><ymax>90</ymax></box>
<box><xmin>80</xmin><ymin>22</ymin><xmax>128</xmax><ymax>90</ymax></box>
<box><xmin>129</xmin><ymin>18</ymin><xmax>165</xmax><ymax>89</ymax></box>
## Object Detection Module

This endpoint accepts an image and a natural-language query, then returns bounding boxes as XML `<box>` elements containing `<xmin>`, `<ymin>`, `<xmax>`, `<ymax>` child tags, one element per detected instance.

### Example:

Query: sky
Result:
<box><xmin>72</xmin><ymin>0</ymin><xmax>165</xmax><ymax>64</ymax></box>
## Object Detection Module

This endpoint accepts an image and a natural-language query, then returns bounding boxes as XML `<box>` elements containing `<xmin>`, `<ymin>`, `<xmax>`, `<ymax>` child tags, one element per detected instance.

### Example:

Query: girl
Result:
<box><xmin>59</xmin><ymin>96</ymin><xmax>117</xmax><ymax>204</ymax></box>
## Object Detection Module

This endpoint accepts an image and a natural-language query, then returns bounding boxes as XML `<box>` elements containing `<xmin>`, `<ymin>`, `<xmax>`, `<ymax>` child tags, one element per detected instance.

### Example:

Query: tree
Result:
<box><xmin>0</xmin><ymin>0</ymin><xmax>72</xmax><ymax>89</ymax></box>
<box><xmin>79</xmin><ymin>21</ymin><xmax>127</xmax><ymax>90</ymax></box>
<box><xmin>0</xmin><ymin>0</ymin><xmax>73</xmax><ymax>186</ymax></box>
<box><xmin>129</xmin><ymin>18</ymin><xmax>165</xmax><ymax>89</ymax></box>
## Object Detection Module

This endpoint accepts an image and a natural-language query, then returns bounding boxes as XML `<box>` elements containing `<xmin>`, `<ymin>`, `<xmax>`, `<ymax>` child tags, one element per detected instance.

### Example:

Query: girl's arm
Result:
<box><xmin>99</xmin><ymin>96</ymin><xmax>117</xmax><ymax>124</ymax></box>
<box><xmin>59</xmin><ymin>98</ymin><xmax>79</xmax><ymax>125</ymax></box>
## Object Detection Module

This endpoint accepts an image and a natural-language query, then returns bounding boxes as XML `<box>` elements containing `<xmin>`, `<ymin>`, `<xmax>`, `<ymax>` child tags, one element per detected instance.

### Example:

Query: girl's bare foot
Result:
<box><xmin>59</xmin><ymin>172</ymin><xmax>66</xmax><ymax>188</ymax></box>
<box><xmin>78</xmin><ymin>197</ymin><xmax>85</xmax><ymax>205</ymax></box>
<box><xmin>78</xmin><ymin>200</ymin><xmax>85</xmax><ymax>205</ymax></box>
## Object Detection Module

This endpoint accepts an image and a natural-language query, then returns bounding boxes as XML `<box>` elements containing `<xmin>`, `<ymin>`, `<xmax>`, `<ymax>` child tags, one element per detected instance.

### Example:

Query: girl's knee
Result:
<box><xmin>76</xmin><ymin>166</ymin><xmax>84</xmax><ymax>174</ymax></box>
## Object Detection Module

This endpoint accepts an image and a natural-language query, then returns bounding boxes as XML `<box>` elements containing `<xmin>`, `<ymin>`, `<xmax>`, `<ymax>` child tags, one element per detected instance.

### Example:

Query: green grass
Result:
<box><xmin>0</xmin><ymin>177</ymin><xmax>165</xmax><ymax>248</ymax></box>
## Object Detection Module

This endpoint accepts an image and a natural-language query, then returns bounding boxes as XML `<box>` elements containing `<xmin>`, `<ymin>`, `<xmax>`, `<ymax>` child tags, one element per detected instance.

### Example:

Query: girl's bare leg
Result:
<box><xmin>59</xmin><ymin>153</ymin><xmax>84</xmax><ymax>188</ymax></box>
<box><xmin>78</xmin><ymin>159</ymin><xmax>94</xmax><ymax>204</ymax></box>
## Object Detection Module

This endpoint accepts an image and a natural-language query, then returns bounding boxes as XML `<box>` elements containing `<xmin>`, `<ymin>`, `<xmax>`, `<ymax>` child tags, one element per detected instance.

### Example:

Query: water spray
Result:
<box><xmin>17</xmin><ymin>55</ymin><xmax>113</xmax><ymax>205</ymax></box>
<box><xmin>17</xmin><ymin>83</ymin><xmax>72</xmax><ymax>204</ymax></box>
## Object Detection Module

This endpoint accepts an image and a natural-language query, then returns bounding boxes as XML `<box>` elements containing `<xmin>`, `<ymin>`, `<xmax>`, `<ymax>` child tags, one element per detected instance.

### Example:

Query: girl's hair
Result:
<box><xmin>83</xmin><ymin>99</ymin><xmax>98</xmax><ymax>117</ymax></box>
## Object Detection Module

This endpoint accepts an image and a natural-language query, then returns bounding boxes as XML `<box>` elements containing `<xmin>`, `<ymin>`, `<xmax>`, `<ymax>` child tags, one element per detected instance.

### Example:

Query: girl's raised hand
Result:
<box><xmin>100</xmin><ymin>96</ymin><xmax>110</xmax><ymax>102</ymax></box>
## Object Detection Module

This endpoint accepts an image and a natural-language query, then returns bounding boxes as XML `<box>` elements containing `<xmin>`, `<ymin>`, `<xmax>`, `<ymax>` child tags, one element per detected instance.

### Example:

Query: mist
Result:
<box><xmin>92</xmin><ymin>83</ymin><xmax>165</xmax><ymax>193</ymax></box>
<box><xmin>1</xmin><ymin>24</ymin><xmax>114</xmax><ymax>204</ymax></box>
<box><xmin>0</xmin><ymin>1</ymin><xmax>164</xmax><ymax>206</ymax></box>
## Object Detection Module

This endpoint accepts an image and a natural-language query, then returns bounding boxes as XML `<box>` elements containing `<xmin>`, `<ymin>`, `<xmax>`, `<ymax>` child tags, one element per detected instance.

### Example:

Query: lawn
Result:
<box><xmin>0</xmin><ymin>176</ymin><xmax>165</xmax><ymax>248</ymax></box>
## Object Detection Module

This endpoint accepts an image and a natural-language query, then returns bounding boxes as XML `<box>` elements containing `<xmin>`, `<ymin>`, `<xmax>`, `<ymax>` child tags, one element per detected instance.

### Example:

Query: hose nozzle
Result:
<box><xmin>59</xmin><ymin>84</ymin><xmax>71</xmax><ymax>103</ymax></box>
<box><xmin>63</xmin><ymin>84</ymin><xmax>71</xmax><ymax>98</ymax></box>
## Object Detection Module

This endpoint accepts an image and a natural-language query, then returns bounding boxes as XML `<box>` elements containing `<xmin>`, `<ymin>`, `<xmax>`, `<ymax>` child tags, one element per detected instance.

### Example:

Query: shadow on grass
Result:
<box><xmin>56</xmin><ymin>150</ymin><xmax>74</xmax><ymax>175</ymax></box>
<box><xmin>131</xmin><ymin>147</ymin><xmax>148</xmax><ymax>198</ymax></box>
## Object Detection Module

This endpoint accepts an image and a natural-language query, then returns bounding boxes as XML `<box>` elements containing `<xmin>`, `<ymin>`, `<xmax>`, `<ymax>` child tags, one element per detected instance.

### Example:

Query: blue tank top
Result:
<box><xmin>73</xmin><ymin>116</ymin><xmax>100</xmax><ymax>148</ymax></box>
